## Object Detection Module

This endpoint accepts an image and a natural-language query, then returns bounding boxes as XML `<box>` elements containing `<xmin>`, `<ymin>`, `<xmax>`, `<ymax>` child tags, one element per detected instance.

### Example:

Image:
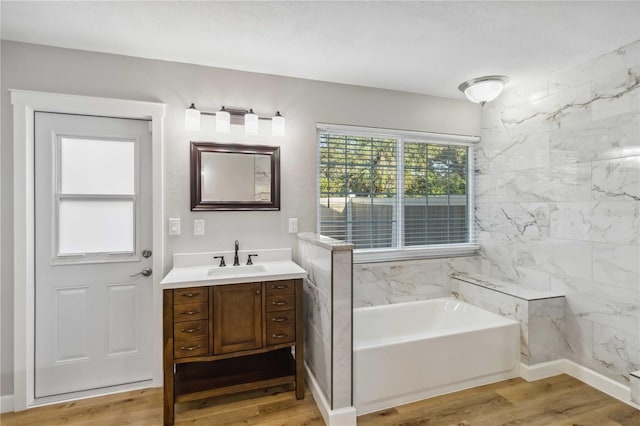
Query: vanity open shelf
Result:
<box><xmin>174</xmin><ymin>349</ymin><xmax>296</xmax><ymax>402</ymax></box>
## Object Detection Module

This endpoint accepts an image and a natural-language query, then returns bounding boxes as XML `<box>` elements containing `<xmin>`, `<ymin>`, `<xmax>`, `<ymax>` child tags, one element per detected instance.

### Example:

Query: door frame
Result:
<box><xmin>11</xmin><ymin>90</ymin><xmax>165</xmax><ymax>410</ymax></box>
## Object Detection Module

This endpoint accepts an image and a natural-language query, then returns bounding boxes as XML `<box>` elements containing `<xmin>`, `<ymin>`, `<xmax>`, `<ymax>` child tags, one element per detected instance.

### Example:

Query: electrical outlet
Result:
<box><xmin>288</xmin><ymin>217</ymin><xmax>299</xmax><ymax>234</ymax></box>
<box><xmin>194</xmin><ymin>219</ymin><xmax>205</xmax><ymax>236</ymax></box>
<box><xmin>168</xmin><ymin>218</ymin><xmax>181</xmax><ymax>236</ymax></box>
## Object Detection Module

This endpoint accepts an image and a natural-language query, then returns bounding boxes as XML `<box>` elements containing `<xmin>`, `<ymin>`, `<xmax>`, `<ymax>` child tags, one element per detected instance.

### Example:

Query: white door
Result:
<box><xmin>34</xmin><ymin>112</ymin><xmax>153</xmax><ymax>398</ymax></box>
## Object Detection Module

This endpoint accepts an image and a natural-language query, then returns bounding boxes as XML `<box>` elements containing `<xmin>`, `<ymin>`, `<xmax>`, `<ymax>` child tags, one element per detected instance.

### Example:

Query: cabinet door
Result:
<box><xmin>213</xmin><ymin>283</ymin><xmax>263</xmax><ymax>354</ymax></box>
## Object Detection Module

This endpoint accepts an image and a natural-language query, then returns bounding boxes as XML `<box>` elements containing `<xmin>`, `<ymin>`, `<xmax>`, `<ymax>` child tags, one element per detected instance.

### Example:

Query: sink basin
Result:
<box><xmin>207</xmin><ymin>264</ymin><xmax>266</xmax><ymax>277</ymax></box>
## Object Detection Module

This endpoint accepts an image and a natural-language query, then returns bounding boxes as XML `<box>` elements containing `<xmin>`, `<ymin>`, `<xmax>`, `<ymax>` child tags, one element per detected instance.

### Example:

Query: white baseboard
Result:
<box><xmin>1</xmin><ymin>394</ymin><xmax>15</xmax><ymax>413</ymax></box>
<box><xmin>305</xmin><ymin>363</ymin><xmax>356</xmax><ymax>426</ymax></box>
<box><xmin>519</xmin><ymin>360</ymin><xmax>566</xmax><ymax>382</ymax></box>
<box><xmin>520</xmin><ymin>359</ymin><xmax>640</xmax><ymax>410</ymax></box>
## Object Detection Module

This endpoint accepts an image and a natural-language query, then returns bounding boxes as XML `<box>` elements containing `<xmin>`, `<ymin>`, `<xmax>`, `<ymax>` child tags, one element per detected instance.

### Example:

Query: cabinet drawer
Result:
<box><xmin>266</xmin><ymin>310</ymin><xmax>295</xmax><ymax>327</ymax></box>
<box><xmin>266</xmin><ymin>294</ymin><xmax>295</xmax><ymax>312</ymax></box>
<box><xmin>174</xmin><ymin>320</ymin><xmax>208</xmax><ymax>341</ymax></box>
<box><xmin>174</xmin><ymin>287</ymin><xmax>208</xmax><ymax>304</ymax></box>
<box><xmin>173</xmin><ymin>302</ymin><xmax>208</xmax><ymax>322</ymax></box>
<box><xmin>265</xmin><ymin>280</ymin><xmax>295</xmax><ymax>296</ymax></box>
<box><xmin>266</xmin><ymin>325</ymin><xmax>295</xmax><ymax>345</ymax></box>
<box><xmin>174</xmin><ymin>338</ymin><xmax>208</xmax><ymax>359</ymax></box>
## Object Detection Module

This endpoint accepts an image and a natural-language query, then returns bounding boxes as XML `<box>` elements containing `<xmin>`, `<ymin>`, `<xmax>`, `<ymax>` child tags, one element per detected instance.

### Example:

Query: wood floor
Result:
<box><xmin>1</xmin><ymin>375</ymin><xmax>638</xmax><ymax>425</ymax></box>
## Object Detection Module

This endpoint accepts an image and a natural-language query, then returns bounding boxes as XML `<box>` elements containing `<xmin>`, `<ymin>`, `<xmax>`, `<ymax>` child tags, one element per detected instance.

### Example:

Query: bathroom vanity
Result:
<box><xmin>160</xmin><ymin>250</ymin><xmax>307</xmax><ymax>425</ymax></box>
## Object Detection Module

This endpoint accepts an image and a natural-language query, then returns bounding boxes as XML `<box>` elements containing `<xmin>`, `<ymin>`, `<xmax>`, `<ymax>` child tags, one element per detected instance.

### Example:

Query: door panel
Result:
<box><xmin>55</xmin><ymin>287</ymin><xmax>90</xmax><ymax>362</ymax></box>
<box><xmin>106</xmin><ymin>283</ymin><xmax>140</xmax><ymax>356</ymax></box>
<box><xmin>34</xmin><ymin>112</ymin><xmax>153</xmax><ymax>398</ymax></box>
<box><xmin>213</xmin><ymin>283</ymin><xmax>263</xmax><ymax>354</ymax></box>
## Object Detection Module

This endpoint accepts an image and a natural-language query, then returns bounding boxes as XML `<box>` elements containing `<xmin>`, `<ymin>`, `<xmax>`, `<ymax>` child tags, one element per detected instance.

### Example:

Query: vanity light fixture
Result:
<box><xmin>184</xmin><ymin>104</ymin><xmax>285</xmax><ymax>137</ymax></box>
<box><xmin>458</xmin><ymin>75</ymin><xmax>509</xmax><ymax>105</ymax></box>
<box><xmin>244</xmin><ymin>109</ymin><xmax>259</xmax><ymax>135</ymax></box>
<box><xmin>185</xmin><ymin>103</ymin><xmax>201</xmax><ymax>132</ymax></box>
<box><xmin>271</xmin><ymin>111</ymin><xmax>285</xmax><ymax>138</ymax></box>
<box><xmin>216</xmin><ymin>106</ymin><xmax>231</xmax><ymax>134</ymax></box>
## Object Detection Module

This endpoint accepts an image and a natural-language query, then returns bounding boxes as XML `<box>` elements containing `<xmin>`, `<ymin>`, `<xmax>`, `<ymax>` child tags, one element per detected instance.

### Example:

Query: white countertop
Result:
<box><xmin>160</xmin><ymin>249</ymin><xmax>307</xmax><ymax>289</ymax></box>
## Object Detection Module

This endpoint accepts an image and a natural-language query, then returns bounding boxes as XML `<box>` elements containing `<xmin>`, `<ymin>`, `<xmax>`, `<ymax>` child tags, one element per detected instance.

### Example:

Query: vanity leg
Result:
<box><xmin>295</xmin><ymin>279</ymin><xmax>305</xmax><ymax>400</ymax></box>
<box><xmin>163</xmin><ymin>290</ymin><xmax>175</xmax><ymax>425</ymax></box>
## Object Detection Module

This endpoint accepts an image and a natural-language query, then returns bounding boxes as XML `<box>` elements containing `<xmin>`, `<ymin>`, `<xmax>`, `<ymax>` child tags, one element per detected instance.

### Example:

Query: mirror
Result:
<box><xmin>191</xmin><ymin>142</ymin><xmax>280</xmax><ymax>211</ymax></box>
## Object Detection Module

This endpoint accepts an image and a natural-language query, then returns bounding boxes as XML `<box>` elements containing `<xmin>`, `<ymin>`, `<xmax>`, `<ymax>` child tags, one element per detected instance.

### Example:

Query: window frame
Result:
<box><xmin>317</xmin><ymin>123</ymin><xmax>479</xmax><ymax>263</ymax></box>
<box><xmin>53</xmin><ymin>133</ymin><xmax>141</xmax><ymax>264</ymax></box>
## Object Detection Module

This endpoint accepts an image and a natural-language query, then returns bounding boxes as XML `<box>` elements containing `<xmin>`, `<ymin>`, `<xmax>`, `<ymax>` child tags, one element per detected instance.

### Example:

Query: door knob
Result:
<box><xmin>130</xmin><ymin>267</ymin><xmax>152</xmax><ymax>277</ymax></box>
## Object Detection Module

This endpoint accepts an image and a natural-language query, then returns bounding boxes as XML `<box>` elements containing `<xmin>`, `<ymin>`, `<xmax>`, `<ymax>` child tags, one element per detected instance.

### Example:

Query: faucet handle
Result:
<box><xmin>247</xmin><ymin>254</ymin><xmax>259</xmax><ymax>265</ymax></box>
<box><xmin>213</xmin><ymin>256</ymin><xmax>226</xmax><ymax>267</ymax></box>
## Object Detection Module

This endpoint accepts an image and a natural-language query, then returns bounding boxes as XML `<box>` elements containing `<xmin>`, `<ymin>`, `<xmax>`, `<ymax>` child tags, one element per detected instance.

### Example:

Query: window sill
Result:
<box><xmin>353</xmin><ymin>244</ymin><xmax>479</xmax><ymax>264</ymax></box>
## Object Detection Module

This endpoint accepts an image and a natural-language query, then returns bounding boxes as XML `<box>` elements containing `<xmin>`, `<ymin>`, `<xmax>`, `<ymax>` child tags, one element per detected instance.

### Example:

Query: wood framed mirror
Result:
<box><xmin>190</xmin><ymin>142</ymin><xmax>280</xmax><ymax>211</ymax></box>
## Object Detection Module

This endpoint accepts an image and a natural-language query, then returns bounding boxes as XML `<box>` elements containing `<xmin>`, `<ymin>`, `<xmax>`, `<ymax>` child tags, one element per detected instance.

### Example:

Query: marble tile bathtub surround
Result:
<box><xmin>451</xmin><ymin>274</ymin><xmax>566</xmax><ymax>365</ymax></box>
<box><xmin>332</xmin><ymin>250</ymin><xmax>353</xmax><ymax>409</ymax></box>
<box><xmin>478</xmin><ymin>39</ymin><xmax>640</xmax><ymax>384</ymax></box>
<box><xmin>296</xmin><ymin>234</ymin><xmax>354</xmax><ymax>412</ymax></box>
<box><xmin>353</xmin><ymin>256</ymin><xmax>481</xmax><ymax>308</ymax></box>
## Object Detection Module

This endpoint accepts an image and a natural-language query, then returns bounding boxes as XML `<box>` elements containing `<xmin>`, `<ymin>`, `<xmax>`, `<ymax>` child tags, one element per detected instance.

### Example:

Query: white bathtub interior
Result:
<box><xmin>354</xmin><ymin>298</ymin><xmax>520</xmax><ymax>415</ymax></box>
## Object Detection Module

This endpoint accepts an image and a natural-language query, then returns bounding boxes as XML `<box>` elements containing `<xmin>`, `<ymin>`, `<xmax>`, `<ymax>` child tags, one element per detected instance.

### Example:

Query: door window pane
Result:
<box><xmin>59</xmin><ymin>200</ymin><xmax>134</xmax><ymax>254</ymax></box>
<box><xmin>60</xmin><ymin>137</ymin><xmax>135</xmax><ymax>195</ymax></box>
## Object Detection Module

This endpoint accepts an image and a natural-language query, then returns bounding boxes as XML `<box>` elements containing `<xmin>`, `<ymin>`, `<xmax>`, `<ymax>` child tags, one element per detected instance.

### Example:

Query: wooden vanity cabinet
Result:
<box><xmin>163</xmin><ymin>279</ymin><xmax>304</xmax><ymax>425</ymax></box>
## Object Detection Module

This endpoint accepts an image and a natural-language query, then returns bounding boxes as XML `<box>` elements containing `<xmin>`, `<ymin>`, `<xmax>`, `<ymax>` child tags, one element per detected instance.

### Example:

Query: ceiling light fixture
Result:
<box><xmin>184</xmin><ymin>104</ymin><xmax>285</xmax><ymax>137</ymax></box>
<box><xmin>458</xmin><ymin>75</ymin><xmax>509</xmax><ymax>105</ymax></box>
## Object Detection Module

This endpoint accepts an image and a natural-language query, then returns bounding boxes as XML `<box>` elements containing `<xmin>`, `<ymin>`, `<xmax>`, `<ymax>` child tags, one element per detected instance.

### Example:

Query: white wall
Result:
<box><xmin>0</xmin><ymin>40</ymin><xmax>480</xmax><ymax>396</ymax></box>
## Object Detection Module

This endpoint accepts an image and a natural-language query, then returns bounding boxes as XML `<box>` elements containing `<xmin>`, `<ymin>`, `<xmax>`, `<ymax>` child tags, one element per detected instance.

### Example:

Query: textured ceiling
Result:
<box><xmin>2</xmin><ymin>1</ymin><xmax>640</xmax><ymax>99</ymax></box>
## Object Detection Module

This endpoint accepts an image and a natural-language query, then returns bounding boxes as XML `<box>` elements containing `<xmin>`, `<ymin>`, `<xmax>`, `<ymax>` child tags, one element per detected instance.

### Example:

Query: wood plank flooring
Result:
<box><xmin>1</xmin><ymin>375</ymin><xmax>638</xmax><ymax>425</ymax></box>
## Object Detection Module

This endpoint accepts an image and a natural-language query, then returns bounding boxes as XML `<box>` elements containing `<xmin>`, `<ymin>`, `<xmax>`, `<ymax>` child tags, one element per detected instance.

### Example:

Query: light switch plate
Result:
<box><xmin>194</xmin><ymin>219</ymin><xmax>205</xmax><ymax>236</ymax></box>
<box><xmin>288</xmin><ymin>217</ymin><xmax>299</xmax><ymax>234</ymax></box>
<box><xmin>168</xmin><ymin>218</ymin><xmax>181</xmax><ymax>236</ymax></box>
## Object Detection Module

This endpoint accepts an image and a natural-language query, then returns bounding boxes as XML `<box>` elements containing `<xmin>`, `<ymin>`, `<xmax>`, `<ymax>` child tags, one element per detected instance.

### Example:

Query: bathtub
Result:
<box><xmin>354</xmin><ymin>297</ymin><xmax>520</xmax><ymax>415</ymax></box>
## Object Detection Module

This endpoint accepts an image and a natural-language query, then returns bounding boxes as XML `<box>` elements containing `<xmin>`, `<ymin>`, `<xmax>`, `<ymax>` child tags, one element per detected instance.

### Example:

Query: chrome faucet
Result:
<box><xmin>233</xmin><ymin>240</ymin><xmax>240</xmax><ymax>266</ymax></box>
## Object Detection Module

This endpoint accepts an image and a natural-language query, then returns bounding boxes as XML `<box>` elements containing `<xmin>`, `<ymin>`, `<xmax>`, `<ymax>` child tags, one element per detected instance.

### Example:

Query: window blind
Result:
<box><xmin>318</xmin><ymin>125</ymin><xmax>476</xmax><ymax>253</ymax></box>
<box><xmin>403</xmin><ymin>142</ymin><xmax>469</xmax><ymax>246</ymax></box>
<box><xmin>319</xmin><ymin>133</ymin><xmax>398</xmax><ymax>249</ymax></box>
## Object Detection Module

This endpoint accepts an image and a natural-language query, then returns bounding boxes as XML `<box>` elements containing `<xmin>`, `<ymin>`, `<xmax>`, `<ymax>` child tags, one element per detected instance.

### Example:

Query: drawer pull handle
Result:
<box><xmin>272</xmin><ymin>301</ymin><xmax>287</xmax><ymax>306</ymax></box>
<box><xmin>180</xmin><ymin>344</ymin><xmax>201</xmax><ymax>351</ymax></box>
<box><xmin>272</xmin><ymin>285</ymin><xmax>288</xmax><ymax>289</ymax></box>
<box><xmin>181</xmin><ymin>292</ymin><xmax>200</xmax><ymax>297</ymax></box>
<box><xmin>181</xmin><ymin>326</ymin><xmax>202</xmax><ymax>333</ymax></box>
<box><xmin>271</xmin><ymin>333</ymin><xmax>288</xmax><ymax>339</ymax></box>
<box><xmin>272</xmin><ymin>317</ymin><xmax>287</xmax><ymax>323</ymax></box>
<box><xmin>181</xmin><ymin>310</ymin><xmax>200</xmax><ymax>315</ymax></box>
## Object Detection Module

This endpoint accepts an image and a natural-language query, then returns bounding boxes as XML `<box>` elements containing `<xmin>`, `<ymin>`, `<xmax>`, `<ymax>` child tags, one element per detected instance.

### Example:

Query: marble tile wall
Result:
<box><xmin>297</xmin><ymin>236</ymin><xmax>332</xmax><ymax>402</ymax></box>
<box><xmin>353</xmin><ymin>256</ymin><xmax>481</xmax><ymax>308</ymax></box>
<box><xmin>451</xmin><ymin>274</ymin><xmax>566</xmax><ymax>364</ymax></box>
<box><xmin>297</xmin><ymin>233</ymin><xmax>354</xmax><ymax>411</ymax></box>
<box><xmin>478</xmin><ymin>40</ymin><xmax>640</xmax><ymax>384</ymax></box>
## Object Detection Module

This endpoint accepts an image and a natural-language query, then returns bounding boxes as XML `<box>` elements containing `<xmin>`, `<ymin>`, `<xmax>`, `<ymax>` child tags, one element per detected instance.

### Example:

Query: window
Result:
<box><xmin>56</xmin><ymin>136</ymin><xmax>138</xmax><ymax>259</ymax></box>
<box><xmin>318</xmin><ymin>124</ymin><xmax>478</xmax><ymax>262</ymax></box>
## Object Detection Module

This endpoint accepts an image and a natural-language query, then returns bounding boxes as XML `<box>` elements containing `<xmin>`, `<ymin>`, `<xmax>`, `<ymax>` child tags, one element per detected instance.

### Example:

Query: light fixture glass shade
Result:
<box><xmin>185</xmin><ymin>103</ymin><xmax>201</xmax><ymax>131</ymax></box>
<box><xmin>216</xmin><ymin>107</ymin><xmax>231</xmax><ymax>134</ymax></box>
<box><xmin>271</xmin><ymin>111</ymin><xmax>285</xmax><ymax>137</ymax></box>
<box><xmin>244</xmin><ymin>109</ymin><xmax>259</xmax><ymax>135</ymax></box>
<box><xmin>458</xmin><ymin>76</ymin><xmax>509</xmax><ymax>105</ymax></box>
